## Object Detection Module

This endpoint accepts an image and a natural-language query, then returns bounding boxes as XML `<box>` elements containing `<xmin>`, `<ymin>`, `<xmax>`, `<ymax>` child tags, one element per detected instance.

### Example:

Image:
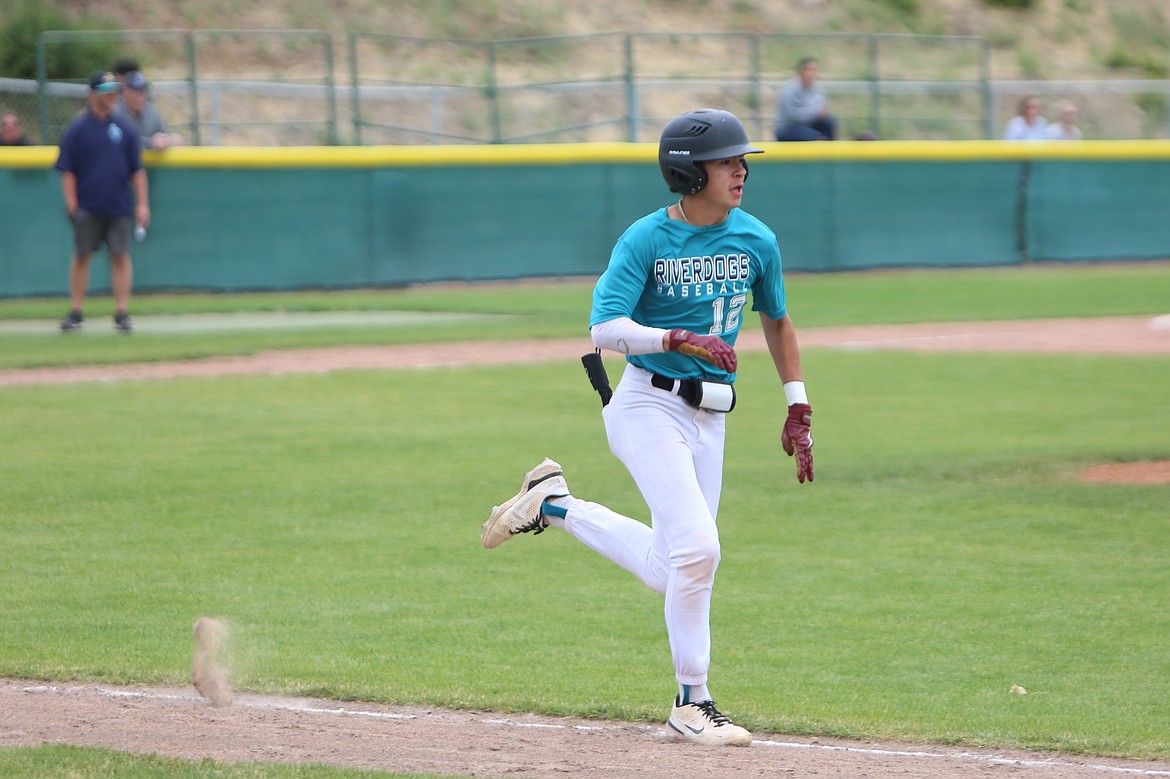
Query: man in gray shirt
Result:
<box><xmin>773</xmin><ymin>57</ymin><xmax>838</xmax><ymax>142</ymax></box>
<box><xmin>114</xmin><ymin>70</ymin><xmax>185</xmax><ymax>150</ymax></box>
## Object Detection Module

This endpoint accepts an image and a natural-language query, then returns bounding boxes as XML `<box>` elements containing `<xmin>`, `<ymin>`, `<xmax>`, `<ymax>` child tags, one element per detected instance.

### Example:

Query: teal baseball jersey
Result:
<box><xmin>590</xmin><ymin>206</ymin><xmax>787</xmax><ymax>381</ymax></box>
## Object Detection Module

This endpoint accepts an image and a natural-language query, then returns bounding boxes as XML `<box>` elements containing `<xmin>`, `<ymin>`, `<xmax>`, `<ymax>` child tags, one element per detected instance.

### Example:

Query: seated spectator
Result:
<box><xmin>1004</xmin><ymin>96</ymin><xmax>1048</xmax><ymax>140</ymax></box>
<box><xmin>773</xmin><ymin>56</ymin><xmax>838</xmax><ymax>141</ymax></box>
<box><xmin>1043</xmin><ymin>101</ymin><xmax>1083</xmax><ymax>141</ymax></box>
<box><xmin>1</xmin><ymin>112</ymin><xmax>34</xmax><ymax>145</ymax></box>
<box><xmin>114</xmin><ymin>70</ymin><xmax>185</xmax><ymax>150</ymax></box>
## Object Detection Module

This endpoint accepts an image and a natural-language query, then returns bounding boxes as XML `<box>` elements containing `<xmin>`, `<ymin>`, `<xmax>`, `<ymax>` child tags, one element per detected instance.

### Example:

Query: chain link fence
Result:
<box><xmin>349</xmin><ymin>31</ymin><xmax>994</xmax><ymax>143</ymax></box>
<box><xmin>17</xmin><ymin>29</ymin><xmax>336</xmax><ymax>147</ymax></box>
<box><xmin>0</xmin><ymin>77</ymin><xmax>39</xmax><ymax>143</ymax></box>
<box><xmin>2</xmin><ymin>30</ymin><xmax>1167</xmax><ymax>145</ymax></box>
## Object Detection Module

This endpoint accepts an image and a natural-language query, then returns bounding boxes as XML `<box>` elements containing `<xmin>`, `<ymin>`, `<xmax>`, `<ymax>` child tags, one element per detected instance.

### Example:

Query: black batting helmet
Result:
<box><xmin>658</xmin><ymin>109</ymin><xmax>763</xmax><ymax>195</ymax></box>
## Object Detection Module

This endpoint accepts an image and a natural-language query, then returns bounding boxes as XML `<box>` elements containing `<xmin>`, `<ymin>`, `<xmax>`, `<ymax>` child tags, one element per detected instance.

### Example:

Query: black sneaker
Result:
<box><xmin>59</xmin><ymin>310</ymin><xmax>84</xmax><ymax>331</ymax></box>
<box><xmin>114</xmin><ymin>311</ymin><xmax>135</xmax><ymax>331</ymax></box>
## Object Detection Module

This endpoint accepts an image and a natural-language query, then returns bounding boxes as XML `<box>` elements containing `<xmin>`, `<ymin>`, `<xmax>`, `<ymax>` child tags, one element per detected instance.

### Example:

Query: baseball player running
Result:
<box><xmin>482</xmin><ymin>108</ymin><xmax>814</xmax><ymax>747</ymax></box>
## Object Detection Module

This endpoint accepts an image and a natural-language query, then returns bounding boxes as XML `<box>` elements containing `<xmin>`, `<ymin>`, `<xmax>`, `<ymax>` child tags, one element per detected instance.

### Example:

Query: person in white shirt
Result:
<box><xmin>1004</xmin><ymin>96</ymin><xmax>1048</xmax><ymax>140</ymax></box>
<box><xmin>1043</xmin><ymin>101</ymin><xmax>1083</xmax><ymax>141</ymax></box>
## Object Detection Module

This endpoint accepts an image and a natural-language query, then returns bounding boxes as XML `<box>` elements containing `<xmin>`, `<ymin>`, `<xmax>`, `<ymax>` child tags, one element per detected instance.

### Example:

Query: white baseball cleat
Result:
<box><xmin>481</xmin><ymin>458</ymin><xmax>569</xmax><ymax>549</ymax></box>
<box><xmin>667</xmin><ymin>698</ymin><xmax>753</xmax><ymax>746</ymax></box>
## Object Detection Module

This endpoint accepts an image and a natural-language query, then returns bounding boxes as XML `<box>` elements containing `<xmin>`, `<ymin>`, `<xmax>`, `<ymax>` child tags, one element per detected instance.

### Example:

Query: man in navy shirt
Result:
<box><xmin>55</xmin><ymin>70</ymin><xmax>150</xmax><ymax>331</ymax></box>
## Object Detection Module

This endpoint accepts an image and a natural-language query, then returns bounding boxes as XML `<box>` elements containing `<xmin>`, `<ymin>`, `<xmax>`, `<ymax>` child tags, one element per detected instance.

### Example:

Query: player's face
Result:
<box><xmin>699</xmin><ymin>155</ymin><xmax>749</xmax><ymax>212</ymax></box>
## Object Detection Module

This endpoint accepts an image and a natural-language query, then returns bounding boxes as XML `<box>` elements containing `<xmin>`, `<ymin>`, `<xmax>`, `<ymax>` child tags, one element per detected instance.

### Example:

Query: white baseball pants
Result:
<box><xmin>559</xmin><ymin>364</ymin><xmax>726</xmax><ymax>686</ymax></box>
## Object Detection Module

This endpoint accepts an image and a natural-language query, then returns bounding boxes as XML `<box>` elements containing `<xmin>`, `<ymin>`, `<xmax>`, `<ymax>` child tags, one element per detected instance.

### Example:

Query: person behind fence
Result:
<box><xmin>773</xmin><ymin>56</ymin><xmax>838</xmax><ymax>141</ymax></box>
<box><xmin>1</xmin><ymin>112</ymin><xmax>34</xmax><ymax>145</ymax></box>
<box><xmin>1004</xmin><ymin>95</ymin><xmax>1048</xmax><ymax>140</ymax></box>
<box><xmin>115</xmin><ymin>70</ymin><xmax>185</xmax><ymax>150</ymax></box>
<box><xmin>480</xmin><ymin>108</ymin><xmax>814</xmax><ymax>747</ymax></box>
<box><xmin>1043</xmin><ymin>100</ymin><xmax>1083</xmax><ymax>141</ymax></box>
<box><xmin>112</xmin><ymin>57</ymin><xmax>140</xmax><ymax>83</ymax></box>
<box><xmin>55</xmin><ymin>71</ymin><xmax>150</xmax><ymax>332</ymax></box>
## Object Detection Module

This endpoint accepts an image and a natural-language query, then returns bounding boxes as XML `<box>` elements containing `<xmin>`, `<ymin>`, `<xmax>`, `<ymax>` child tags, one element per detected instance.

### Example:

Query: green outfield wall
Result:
<box><xmin>2</xmin><ymin>142</ymin><xmax>1169</xmax><ymax>297</ymax></box>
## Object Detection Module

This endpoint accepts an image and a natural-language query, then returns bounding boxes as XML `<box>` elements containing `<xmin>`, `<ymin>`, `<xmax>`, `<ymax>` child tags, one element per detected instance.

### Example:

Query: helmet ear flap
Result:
<box><xmin>664</xmin><ymin>160</ymin><xmax>707</xmax><ymax>195</ymax></box>
<box><xmin>687</xmin><ymin>161</ymin><xmax>707</xmax><ymax>195</ymax></box>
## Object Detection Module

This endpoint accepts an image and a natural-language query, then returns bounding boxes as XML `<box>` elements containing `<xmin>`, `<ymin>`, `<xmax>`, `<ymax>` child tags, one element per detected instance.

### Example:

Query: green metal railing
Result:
<box><xmin>345</xmin><ymin>31</ymin><xmax>993</xmax><ymax>144</ymax></box>
<box><xmin>23</xmin><ymin>29</ymin><xmax>1166</xmax><ymax>144</ymax></box>
<box><xmin>35</xmin><ymin>29</ymin><xmax>337</xmax><ymax>146</ymax></box>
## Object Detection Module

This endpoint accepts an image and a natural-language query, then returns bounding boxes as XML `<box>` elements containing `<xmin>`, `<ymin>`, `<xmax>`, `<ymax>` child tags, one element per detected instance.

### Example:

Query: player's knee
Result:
<box><xmin>673</xmin><ymin>538</ymin><xmax>721</xmax><ymax>584</ymax></box>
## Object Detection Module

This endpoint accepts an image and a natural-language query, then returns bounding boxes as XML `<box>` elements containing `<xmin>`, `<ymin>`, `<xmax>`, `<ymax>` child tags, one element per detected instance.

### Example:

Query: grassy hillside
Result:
<box><xmin>8</xmin><ymin>0</ymin><xmax>1167</xmax><ymax>141</ymax></box>
<box><xmin>78</xmin><ymin>0</ymin><xmax>1168</xmax><ymax>80</ymax></box>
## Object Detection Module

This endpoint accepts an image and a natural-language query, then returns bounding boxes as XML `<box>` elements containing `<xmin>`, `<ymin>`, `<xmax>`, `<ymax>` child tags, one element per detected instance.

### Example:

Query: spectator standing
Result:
<box><xmin>1</xmin><ymin>112</ymin><xmax>34</xmax><ymax>145</ymax></box>
<box><xmin>1004</xmin><ymin>96</ymin><xmax>1048</xmax><ymax>140</ymax></box>
<box><xmin>773</xmin><ymin>56</ymin><xmax>838</xmax><ymax>141</ymax></box>
<box><xmin>115</xmin><ymin>70</ymin><xmax>185</xmax><ymax>150</ymax></box>
<box><xmin>112</xmin><ymin>57</ymin><xmax>140</xmax><ymax>83</ymax></box>
<box><xmin>55</xmin><ymin>71</ymin><xmax>149</xmax><ymax>332</ymax></box>
<box><xmin>480</xmin><ymin>109</ymin><xmax>814</xmax><ymax>747</ymax></box>
<box><xmin>1043</xmin><ymin>101</ymin><xmax>1083</xmax><ymax>141</ymax></box>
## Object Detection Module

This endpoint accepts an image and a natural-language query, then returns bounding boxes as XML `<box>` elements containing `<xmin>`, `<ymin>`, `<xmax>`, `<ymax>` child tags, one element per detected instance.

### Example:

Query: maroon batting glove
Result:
<box><xmin>667</xmin><ymin>329</ymin><xmax>737</xmax><ymax>372</ymax></box>
<box><xmin>781</xmin><ymin>403</ymin><xmax>814</xmax><ymax>483</ymax></box>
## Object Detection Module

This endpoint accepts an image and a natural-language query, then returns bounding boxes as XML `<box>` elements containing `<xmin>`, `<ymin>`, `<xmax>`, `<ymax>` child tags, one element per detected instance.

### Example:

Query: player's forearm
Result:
<box><xmin>590</xmin><ymin>316</ymin><xmax>669</xmax><ymax>355</ymax></box>
<box><xmin>760</xmin><ymin>313</ymin><xmax>803</xmax><ymax>384</ymax></box>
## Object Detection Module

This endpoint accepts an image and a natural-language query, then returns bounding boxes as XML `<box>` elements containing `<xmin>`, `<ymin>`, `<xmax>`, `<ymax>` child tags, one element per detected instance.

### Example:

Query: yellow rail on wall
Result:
<box><xmin>7</xmin><ymin>140</ymin><xmax>1170</xmax><ymax>170</ymax></box>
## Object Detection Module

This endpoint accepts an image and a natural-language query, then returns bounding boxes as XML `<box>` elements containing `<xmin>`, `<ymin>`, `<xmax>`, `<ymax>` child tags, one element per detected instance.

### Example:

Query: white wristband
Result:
<box><xmin>783</xmin><ymin>381</ymin><xmax>808</xmax><ymax>406</ymax></box>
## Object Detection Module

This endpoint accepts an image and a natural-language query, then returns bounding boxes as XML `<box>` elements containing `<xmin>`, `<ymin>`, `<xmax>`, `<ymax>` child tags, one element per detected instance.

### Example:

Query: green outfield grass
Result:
<box><xmin>0</xmin><ymin>262</ymin><xmax>1167</xmax><ymax>370</ymax></box>
<box><xmin>1</xmin><ymin>263</ymin><xmax>1168</xmax><ymax>776</ymax></box>
<box><xmin>0</xmin><ymin>745</ymin><xmax>447</xmax><ymax>779</ymax></box>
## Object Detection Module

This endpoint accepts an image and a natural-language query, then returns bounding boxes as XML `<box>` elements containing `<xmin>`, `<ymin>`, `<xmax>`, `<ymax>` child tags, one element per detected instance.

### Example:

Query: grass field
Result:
<box><xmin>2</xmin><ymin>262</ymin><xmax>1169</xmax><ymax>370</ymax></box>
<box><xmin>1</xmin><ymin>263</ymin><xmax>1168</xmax><ymax>777</ymax></box>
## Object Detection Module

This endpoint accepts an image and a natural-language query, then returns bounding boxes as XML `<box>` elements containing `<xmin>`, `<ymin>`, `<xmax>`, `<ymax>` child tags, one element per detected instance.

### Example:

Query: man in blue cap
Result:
<box><xmin>115</xmin><ymin>70</ymin><xmax>185</xmax><ymax>151</ymax></box>
<box><xmin>55</xmin><ymin>71</ymin><xmax>150</xmax><ymax>331</ymax></box>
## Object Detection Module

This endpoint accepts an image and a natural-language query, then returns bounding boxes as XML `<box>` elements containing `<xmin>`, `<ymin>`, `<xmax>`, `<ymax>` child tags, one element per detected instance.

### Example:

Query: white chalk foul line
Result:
<box><xmin>19</xmin><ymin>684</ymin><xmax>1170</xmax><ymax>776</ymax></box>
<box><xmin>21</xmin><ymin>684</ymin><xmax>417</xmax><ymax>721</ymax></box>
<box><xmin>483</xmin><ymin>718</ymin><xmax>607</xmax><ymax>732</ymax></box>
<box><xmin>99</xmin><ymin>686</ymin><xmax>418</xmax><ymax>721</ymax></box>
<box><xmin>752</xmin><ymin>739</ymin><xmax>1170</xmax><ymax>776</ymax></box>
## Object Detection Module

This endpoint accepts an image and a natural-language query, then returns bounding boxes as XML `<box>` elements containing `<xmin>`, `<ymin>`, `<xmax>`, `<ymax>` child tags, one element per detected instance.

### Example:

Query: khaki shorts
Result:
<box><xmin>73</xmin><ymin>208</ymin><xmax>133</xmax><ymax>255</ymax></box>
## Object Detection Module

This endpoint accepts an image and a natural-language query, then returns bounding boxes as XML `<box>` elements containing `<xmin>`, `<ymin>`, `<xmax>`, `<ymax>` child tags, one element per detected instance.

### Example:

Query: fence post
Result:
<box><xmin>1164</xmin><ymin>80</ymin><xmax>1170</xmax><ymax>139</ymax></box>
<box><xmin>186</xmin><ymin>32</ymin><xmax>202</xmax><ymax>147</ymax></box>
<box><xmin>35</xmin><ymin>35</ymin><xmax>48</xmax><ymax>144</ymax></box>
<box><xmin>349</xmin><ymin>33</ymin><xmax>362</xmax><ymax>145</ymax></box>
<box><xmin>322</xmin><ymin>33</ymin><xmax>338</xmax><ymax>145</ymax></box>
<box><xmin>486</xmin><ymin>41</ymin><xmax>501</xmax><ymax>143</ymax></box>
<box><xmin>868</xmin><ymin>35</ymin><xmax>881</xmax><ymax>139</ymax></box>
<box><xmin>625</xmin><ymin>34</ymin><xmax>636</xmax><ymax>142</ymax></box>
<box><xmin>750</xmin><ymin>33</ymin><xmax>764</xmax><ymax>141</ymax></box>
<box><xmin>980</xmin><ymin>40</ymin><xmax>993</xmax><ymax>139</ymax></box>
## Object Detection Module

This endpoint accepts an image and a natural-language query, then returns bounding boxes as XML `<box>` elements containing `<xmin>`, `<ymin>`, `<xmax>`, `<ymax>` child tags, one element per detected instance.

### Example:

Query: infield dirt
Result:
<box><xmin>2</xmin><ymin>315</ymin><xmax>1168</xmax><ymax>777</ymax></box>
